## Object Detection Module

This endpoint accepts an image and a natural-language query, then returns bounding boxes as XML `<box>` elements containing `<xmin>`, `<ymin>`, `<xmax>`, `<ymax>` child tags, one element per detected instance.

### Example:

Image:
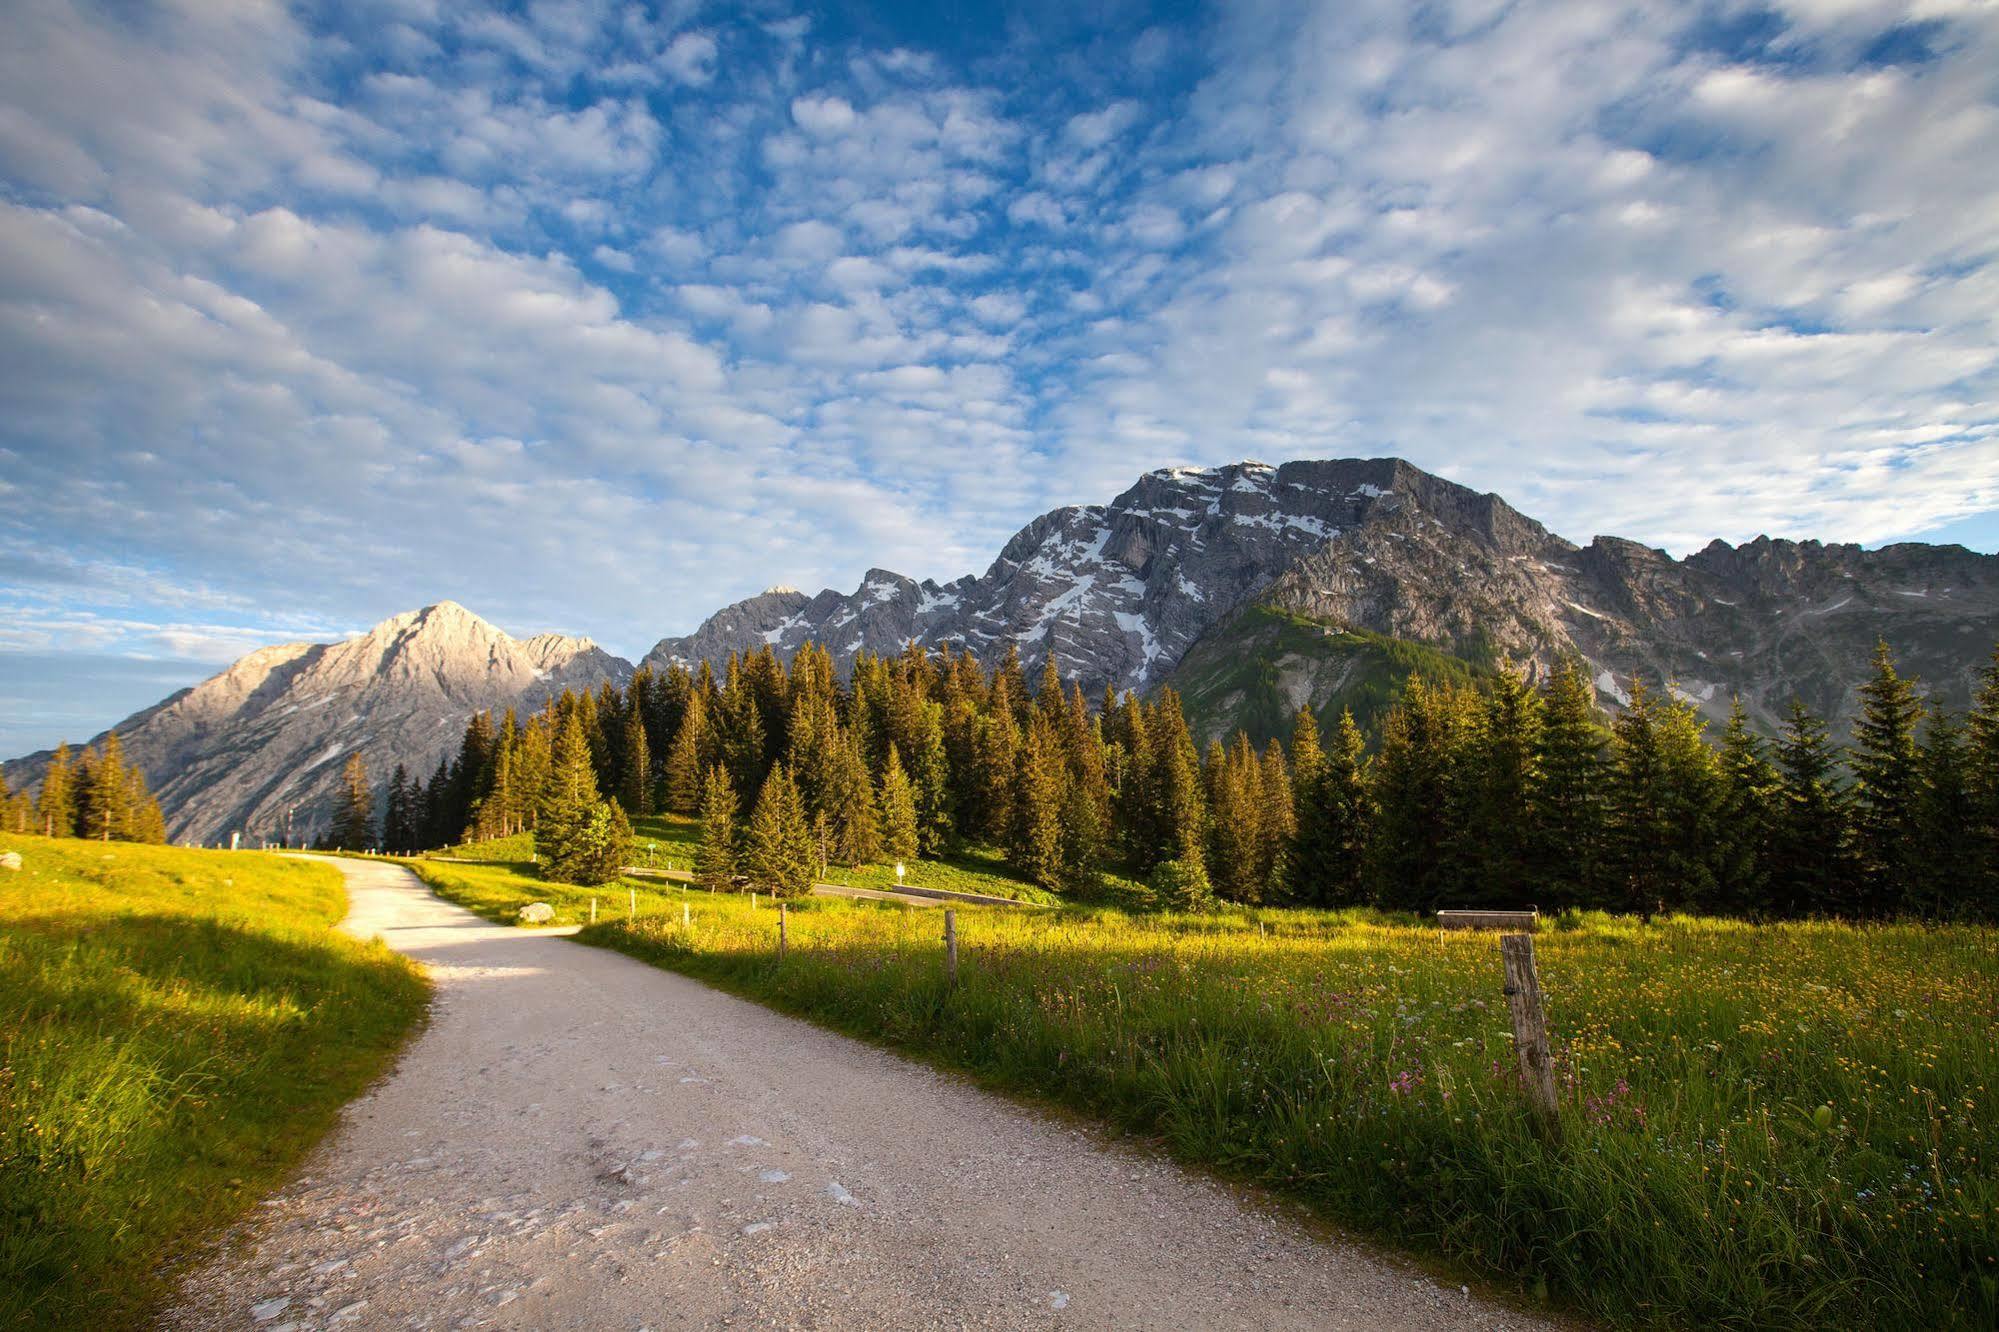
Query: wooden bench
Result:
<box><xmin>1436</xmin><ymin>908</ymin><xmax>1540</xmax><ymax>931</ymax></box>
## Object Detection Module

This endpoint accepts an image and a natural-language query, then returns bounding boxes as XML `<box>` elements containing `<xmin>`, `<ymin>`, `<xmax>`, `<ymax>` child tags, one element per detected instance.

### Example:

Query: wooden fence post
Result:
<box><xmin>629</xmin><ymin>886</ymin><xmax>636</xmax><ymax>922</ymax></box>
<box><xmin>1501</xmin><ymin>933</ymin><xmax>1561</xmax><ymax>1138</ymax></box>
<box><xmin>590</xmin><ymin>897</ymin><xmax>597</xmax><ymax>925</ymax></box>
<box><xmin>778</xmin><ymin>901</ymin><xmax>788</xmax><ymax>959</ymax></box>
<box><xmin>944</xmin><ymin>908</ymin><xmax>958</xmax><ymax>985</ymax></box>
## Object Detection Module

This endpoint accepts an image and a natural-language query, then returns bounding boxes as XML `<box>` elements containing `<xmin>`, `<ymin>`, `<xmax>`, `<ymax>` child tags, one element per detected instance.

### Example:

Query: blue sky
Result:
<box><xmin>2</xmin><ymin>0</ymin><xmax>1996</xmax><ymax>756</ymax></box>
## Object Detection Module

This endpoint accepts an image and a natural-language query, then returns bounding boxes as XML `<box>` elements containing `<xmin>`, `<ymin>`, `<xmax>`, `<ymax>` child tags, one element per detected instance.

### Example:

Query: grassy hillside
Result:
<box><xmin>1171</xmin><ymin>604</ymin><xmax>1486</xmax><ymax>746</ymax></box>
<box><xmin>0</xmin><ymin>837</ymin><xmax>427</xmax><ymax>1328</ymax></box>
<box><xmin>424</xmin><ymin>863</ymin><xmax>1989</xmax><ymax>1331</ymax></box>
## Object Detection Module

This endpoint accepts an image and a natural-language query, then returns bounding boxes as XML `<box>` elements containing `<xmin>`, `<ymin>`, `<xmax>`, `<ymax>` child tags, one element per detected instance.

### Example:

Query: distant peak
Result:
<box><xmin>762</xmin><ymin>584</ymin><xmax>801</xmax><ymax>596</ymax></box>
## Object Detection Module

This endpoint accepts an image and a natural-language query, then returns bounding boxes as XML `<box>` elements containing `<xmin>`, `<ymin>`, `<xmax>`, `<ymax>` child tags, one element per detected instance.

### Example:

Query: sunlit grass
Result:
<box><xmin>0</xmin><ymin>837</ymin><xmax>428</xmax><ymax>1329</ymax></box>
<box><xmin>416</xmin><ymin>855</ymin><xmax>1997</xmax><ymax>1328</ymax></box>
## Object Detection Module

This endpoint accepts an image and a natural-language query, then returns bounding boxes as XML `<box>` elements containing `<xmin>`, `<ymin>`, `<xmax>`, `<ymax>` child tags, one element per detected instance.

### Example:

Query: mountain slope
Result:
<box><xmin>645</xmin><ymin>456</ymin><xmax>1999</xmax><ymax>740</ymax></box>
<box><xmin>4</xmin><ymin>602</ymin><xmax>631</xmax><ymax>845</ymax></box>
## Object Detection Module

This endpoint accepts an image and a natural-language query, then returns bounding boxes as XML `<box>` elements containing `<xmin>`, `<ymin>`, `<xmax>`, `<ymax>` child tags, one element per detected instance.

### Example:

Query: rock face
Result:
<box><xmin>3</xmin><ymin>602</ymin><xmax>630</xmax><ymax>846</ymax></box>
<box><xmin>644</xmin><ymin>457</ymin><xmax>1999</xmax><ymax>742</ymax></box>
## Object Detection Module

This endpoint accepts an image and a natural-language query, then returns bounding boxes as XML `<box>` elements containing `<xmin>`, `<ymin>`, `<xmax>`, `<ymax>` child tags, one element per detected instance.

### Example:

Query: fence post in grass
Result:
<box><xmin>944</xmin><ymin>908</ymin><xmax>958</xmax><ymax>986</ymax></box>
<box><xmin>1500</xmin><ymin>933</ymin><xmax>1561</xmax><ymax>1139</ymax></box>
<box><xmin>778</xmin><ymin>901</ymin><xmax>788</xmax><ymax>959</ymax></box>
<box><xmin>590</xmin><ymin>897</ymin><xmax>597</xmax><ymax>925</ymax></box>
<box><xmin>629</xmin><ymin>886</ymin><xmax>636</xmax><ymax>922</ymax></box>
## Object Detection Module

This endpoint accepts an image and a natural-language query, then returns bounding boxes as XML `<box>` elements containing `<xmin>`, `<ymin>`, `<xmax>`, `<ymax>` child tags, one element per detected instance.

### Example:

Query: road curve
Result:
<box><xmin>165</xmin><ymin>858</ymin><xmax>1556</xmax><ymax>1331</ymax></box>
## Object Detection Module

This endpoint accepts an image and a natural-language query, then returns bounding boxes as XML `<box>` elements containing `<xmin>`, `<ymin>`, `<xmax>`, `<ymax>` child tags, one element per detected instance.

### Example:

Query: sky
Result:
<box><xmin>2</xmin><ymin>0</ymin><xmax>1996</xmax><ymax>757</ymax></box>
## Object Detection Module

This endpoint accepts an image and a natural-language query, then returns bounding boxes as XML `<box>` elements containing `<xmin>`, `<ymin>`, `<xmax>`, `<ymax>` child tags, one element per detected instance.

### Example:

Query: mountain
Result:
<box><xmin>3</xmin><ymin>602</ymin><xmax>630</xmax><ymax>845</ymax></box>
<box><xmin>11</xmin><ymin>458</ymin><xmax>1996</xmax><ymax>842</ymax></box>
<box><xmin>646</xmin><ymin>457</ymin><xmax>1999</xmax><ymax>744</ymax></box>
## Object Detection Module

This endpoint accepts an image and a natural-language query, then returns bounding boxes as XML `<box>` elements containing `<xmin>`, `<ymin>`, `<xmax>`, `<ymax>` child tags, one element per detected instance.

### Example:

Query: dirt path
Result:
<box><xmin>165</xmin><ymin>858</ymin><xmax>1556</xmax><ymax>1331</ymax></box>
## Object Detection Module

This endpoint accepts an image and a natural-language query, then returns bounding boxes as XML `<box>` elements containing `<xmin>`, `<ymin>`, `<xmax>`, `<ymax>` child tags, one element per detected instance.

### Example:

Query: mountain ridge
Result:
<box><xmin>8</xmin><ymin>456</ymin><xmax>1997</xmax><ymax>842</ymax></box>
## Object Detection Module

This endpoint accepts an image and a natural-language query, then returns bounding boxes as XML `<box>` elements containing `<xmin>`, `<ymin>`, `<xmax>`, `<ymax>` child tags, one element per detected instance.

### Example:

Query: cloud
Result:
<box><xmin>1</xmin><ymin>0</ymin><xmax>1995</xmax><ymax>749</ymax></box>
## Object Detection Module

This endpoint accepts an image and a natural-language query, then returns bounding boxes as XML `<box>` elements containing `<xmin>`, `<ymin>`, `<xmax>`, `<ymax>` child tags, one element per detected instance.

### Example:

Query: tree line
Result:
<box><xmin>393</xmin><ymin>635</ymin><xmax>1997</xmax><ymax>919</ymax></box>
<box><xmin>1</xmin><ymin>734</ymin><xmax>168</xmax><ymax>844</ymax></box>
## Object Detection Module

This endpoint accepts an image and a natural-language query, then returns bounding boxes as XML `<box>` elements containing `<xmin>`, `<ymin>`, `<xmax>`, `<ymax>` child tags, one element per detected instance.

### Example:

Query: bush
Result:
<box><xmin>1149</xmin><ymin>858</ymin><xmax>1216</xmax><ymax>912</ymax></box>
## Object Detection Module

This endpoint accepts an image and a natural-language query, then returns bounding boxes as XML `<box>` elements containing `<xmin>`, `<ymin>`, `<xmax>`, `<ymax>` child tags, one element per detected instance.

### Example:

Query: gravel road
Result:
<box><xmin>165</xmin><ymin>858</ymin><xmax>1558</xmax><ymax>1331</ymax></box>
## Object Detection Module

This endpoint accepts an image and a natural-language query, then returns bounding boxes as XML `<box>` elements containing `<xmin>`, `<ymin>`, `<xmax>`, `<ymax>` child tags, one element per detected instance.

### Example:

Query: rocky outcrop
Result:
<box><xmin>3</xmin><ymin>602</ymin><xmax>630</xmax><ymax>846</ymax></box>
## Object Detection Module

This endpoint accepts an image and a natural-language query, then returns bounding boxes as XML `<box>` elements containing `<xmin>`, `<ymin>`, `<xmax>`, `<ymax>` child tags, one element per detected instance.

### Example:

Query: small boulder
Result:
<box><xmin>0</xmin><ymin>851</ymin><xmax>21</xmax><ymax>871</ymax></box>
<box><xmin>517</xmin><ymin>902</ymin><xmax>555</xmax><ymax>925</ymax></box>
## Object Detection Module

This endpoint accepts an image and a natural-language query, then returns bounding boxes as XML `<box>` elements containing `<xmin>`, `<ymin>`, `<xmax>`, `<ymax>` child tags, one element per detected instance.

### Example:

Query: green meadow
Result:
<box><xmin>0</xmin><ymin>838</ymin><xmax>427</xmax><ymax>1328</ymax></box>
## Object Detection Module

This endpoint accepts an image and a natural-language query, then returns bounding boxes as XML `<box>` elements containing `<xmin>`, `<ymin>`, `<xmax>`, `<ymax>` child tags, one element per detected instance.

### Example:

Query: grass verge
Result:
<box><xmin>0</xmin><ymin>837</ymin><xmax>428</xmax><ymax>1328</ymax></box>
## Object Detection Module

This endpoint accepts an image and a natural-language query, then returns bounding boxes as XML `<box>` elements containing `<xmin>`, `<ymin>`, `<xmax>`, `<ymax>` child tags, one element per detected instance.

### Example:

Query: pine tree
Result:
<box><xmin>561</xmin><ymin>799</ymin><xmax>634</xmax><ymax>886</ymax></box>
<box><xmin>383</xmin><ymin>763</ymin><xmax>415</xmax><ymax>854</ymax></box>
<box><xmin>1466</xmin><ymin>664</ymin><xmax>1542</xmax><ymax>908</ymax></box>
<box><xmin>1916</xmin><ymin>710</ymin><xmax>1977</xmax><ymax>920</ymax></box>
<box><xmin>1714</xmin><ymin>700</ymin><xmax>1781</xmax><ymax>916</ymax></box>
<box><xmin>1206</xmin><ymin>736</ymin><xmax>1267</xmax><ymax>903</ymax></box>
<box><xmin>1318</xmin><ymin>710</ymin><xmax>1372</xmax><ymax>906</ymax></box>
<box><xmin>619</xmin><ymin>702</ymin><xmax>654</xmax><ymax>817</ymax></box>
<box><xmin>878</xmin><ymin>743</ymin><xmax>920</xmax><ymax>868</ymax></box>
<box><xmin>664</xmin><ymin>690</ymin><xmax>708</xmax><ymax>815</ymax></box>
<box><xmin>1770</xmin><ymin>699</ymin><xmax>1856</xmax><ymax>917</ymax></box>
<box><xmin>746</xmin><ymin>763</ymin><xmax>813</xmax><ymax>898</ymax></box>
<box><xmin>1009</xmin><ymin>714</ymin><xmax>1067</xmax><ymax>888</ymax></box>
<box><xmin>330</xmin><ymin>752</ymin><xmax>375</xmax><ymax>851</ymax></box>
<box><xmin>1529</xmin><ymin>659</ymin><xmax>1606</xmax><ymax>910</ymax></box>
<box><xmin>1968</xmin><ymin>646</ymin><xmax>1999</xmax><ymax>918</ymax></box>
<box><xmin>125</xmin><ymin>768</ymin><xmax>167</xmax><ymax>844</ymax></box>
<box><xmin>1849</xmin><ymin>643</ymin><xmax>1925</xmax><ymax>917</ymax></box>
<box><xmin>694</xmin><ymin>766</ymin><xmax>741</xmax><ymax>890</ymax></box>
<box><xmin>36</xmin><ymin>742</ymin><xmax>75</xmax><ymax>838</ymax></box>
<box><xmin>79</xmin><ymin>733</ymin><xmax>131</xmax><ymax>841</ymax></box>
<box><xmin>1256</xmin><ymin>741</ymin><xmax>1295</xmax><ymax>901</ymax></box>
<box><xmin>1285</xmin><ymin>710</ymin><xmax>1334</xmax><ymax>902</ymax></box>
<box><xmin>538</xmin><ymin>710</ymin><xmax>600</xmax><ymax>873</ymax></box>
<box><xmin>823</xmin><ymin>725</ymin><xmax>881</xmax><ymax>866</ymax></box>
<box><xmin>1364</xmin><ymin>679</ymin><xmax>1469</xmax><ymax>913</ymax></box>
<box><xmin>1146</xmin><ymin>691</ymin><xmax>1206</xmax><ymax>873</ymax></box>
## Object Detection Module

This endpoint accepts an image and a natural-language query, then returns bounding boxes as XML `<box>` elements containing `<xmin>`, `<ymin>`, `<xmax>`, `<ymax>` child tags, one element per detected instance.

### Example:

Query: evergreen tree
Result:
<box><xmin>1466</xmin><ymin>664</ymin><xmax>1542</xmax><ymax>907</ymax></box>
<box><xmin>538</xmin><ymin>710</ymin><xmax>600</xmax><ymax>873</ymax></box>
<box><xmin>822</xmin><ymin>725</ymin><xmax>881</xmax><ymax>866</ymax></box>
<box><xmin>124</xmin><ymin>768</ymin><xmax>167</xmax><ymax>844</ymax></box>
<box><xmin>878</xmin><ymin>743</ymin><xmax>920</xmax><ymax>868</ymax></box>
<box><xmin>1257</xmin><ymin>741</ymin><xmax>1295</xmax><ymax>901</ymax></box>
<box><xmin>1770</xmin><ymin>699</ymin><xmax>1857</xmax><ymax>917</ymax></box>
<box><xmin>745</xmin><ymin>763</ymin><xmax>813</xmax><ymax>897</ymax></box>
<box><xmin>36</xmin><ymin>742</ymin><xmax>75</xmax><ymax>838</ymax></box>
<box><xmin>1529</xmin><ymin>659</ymin><xmax>1607</xmax><ymax>910</ymax></box>
<box><xmin>1285</xmin><ymin>709</ymin><xmax>1333</xmax><ymax>901</ymax></box>
<box><xmin>619</xmin><ymin>702</ymin><xmax>654</xmax><ymax>817</ymax></box>
<box><xmin>1849</xmin><ymin>643</ymin><xmax>1926</xmax><ymax>917</ymax></box>
<box><xmin>330</xmin><ymin>752</ymin><xmax>375</xmax><ymax>851</ymax></box>
<box><xmin>1364</xmin><ymin>679</ymin><xmax>1470</xmax><ymax>913</ymax></box>
<box><xmin>694</xmin><ymin>766</ymin><xmax>740</xmax><ymax>890</ymax></box>
<box><xmin>1968</xmin><ymin>646</ymin><xmax>1999</xmax><ymax>918</ymax></box>
<box><xmin>1714</xmin><ymin>700</ymin><xmax>1781</xmax><ymax>915</ymax></box>
<box><xmin>1206</xmin><ymin>736</ymin><xmax>1267</xmax><ymax>903</ymax></box>
<box><xmin>1009</xmin><ymin>714</ymin><xmax>1067</xmax><ymax>888</ymax></box>
<box><xmin>383</xmin><ymin>763</ymin><xmax>416</xmax><ymax>854</ymax></box>
<box><xmin>1916</xmin><ymin>710</ymin><xmax>1977</xmax><ymax>920</ymax></box>
<box><xmin>79</xmin><ymin>733</ymin><xmax>132</xmax><ymax>841</ymax></box>
<box><xmin>557</xmin><ymin>799</ymin><xmax>634</xmax><ymax>886</ymax></box>
<box><xmin>664</xmin><ymin>690</ymin><xmax>709</xmax><ymax>815</ymax></box>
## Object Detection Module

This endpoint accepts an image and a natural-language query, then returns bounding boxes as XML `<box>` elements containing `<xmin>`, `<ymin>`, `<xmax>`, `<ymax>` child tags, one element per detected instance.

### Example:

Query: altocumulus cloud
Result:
<box><xmin>0</xmin><ymin>0</ymin><xmax>1995</xmax><ymax>754</ymax></box>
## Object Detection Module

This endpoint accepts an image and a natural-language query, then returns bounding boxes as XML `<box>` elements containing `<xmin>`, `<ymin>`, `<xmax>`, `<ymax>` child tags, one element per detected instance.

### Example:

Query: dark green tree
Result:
<box><xmin>1770</xmin><ymin>699</ymin><xmax>1856</xmax><ymax>917</ymax></box>
<box><xmin>878</xmin><ymin>743</ymin><xmax>920</xmax><ymax>868</ymax></box>
<box><xmin>330</xmin><ymin>752</ymin><xmax>375</xmax><ymax>851</ymax></box>
<box><xmin>1849</xmin><ymin>643</ymin><xmax>1925</xmax><ymax>917</ymax></box>
<box><xmin>694</xmin><ymin>765</ymin><xmax>740</xmax><ymax>890</ymax></box>
<box><xmin>746</xmin><ymin>763</ymin><xmax>813</xmax><ymax>897</ymax></box>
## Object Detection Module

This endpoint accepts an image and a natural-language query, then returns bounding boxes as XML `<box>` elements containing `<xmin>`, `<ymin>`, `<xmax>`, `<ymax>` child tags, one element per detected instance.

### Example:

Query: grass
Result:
<box><xmin>412</xmin><ymin>854</ymin><xmax>1998</xmax><ymax>1328</ymax></box>
<box><xmin>0</xmin><ymin>835</ymin><xmax>428</xmax><ymax>1329</ymax></box>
